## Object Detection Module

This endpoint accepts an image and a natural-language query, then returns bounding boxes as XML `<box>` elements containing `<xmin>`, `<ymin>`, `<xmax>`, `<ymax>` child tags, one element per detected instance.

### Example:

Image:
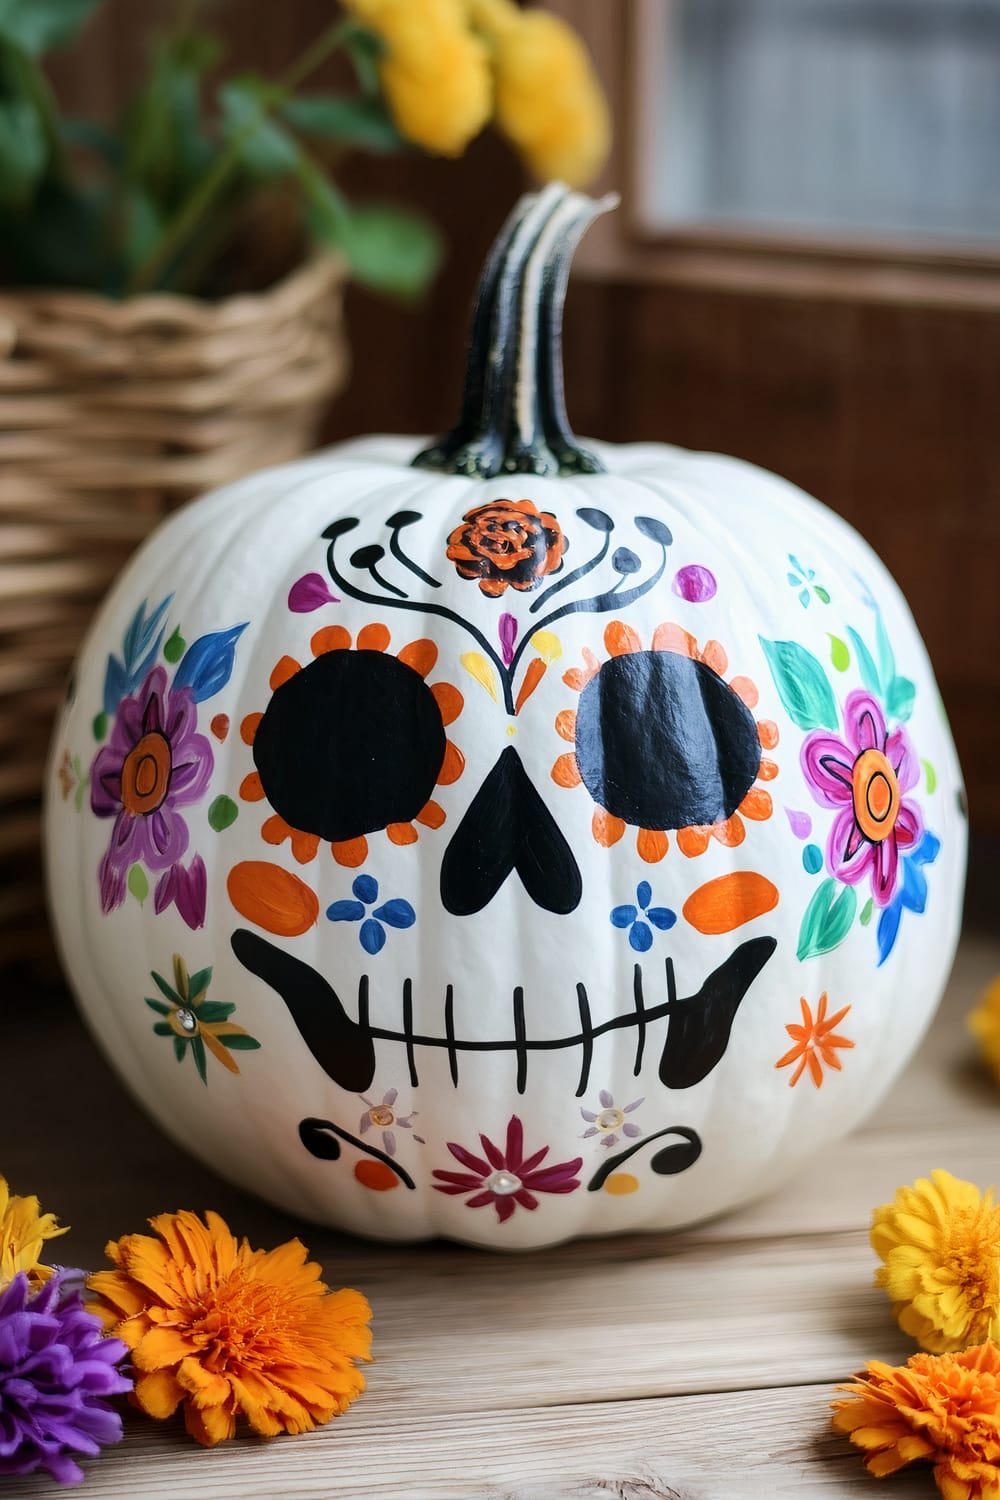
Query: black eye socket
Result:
<box><xmin>253</xmin><ymin>650</ymin><xmax>446</xmax><ymax>841</ymax></box>
<box><xmin>574</xmin><ymin>651</ymin><xmax>761</xmax><ymax>830</ymax></box>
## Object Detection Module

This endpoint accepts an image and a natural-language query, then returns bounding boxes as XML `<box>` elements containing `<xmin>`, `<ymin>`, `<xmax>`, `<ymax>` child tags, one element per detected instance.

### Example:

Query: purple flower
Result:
<box><xmin>154</xmin><ymin>854</ymin><xmax>208</xmax><ymax>930</ymax></box>
<box><xmin>90</xmin><ymin>665</ymin><xmax>213</xmax><ymax>914</ymax></box>
<box><xmin>0</xmin><ymin>1269</ymin><xmax>131</xmax><ymax>1486</ymax></box>
<box><xmin>580</xmin><ymin>1089</ymin><xmax>644</xmax><ymax>1149</ymax></box>
<box><xmin>357</xmin><ymin>1088</ymin><xmax>424</xmax><ymax>1156</ymax></box>
<box><xmin>801</xmin><ymin>689</ymin><xmax>923</xmax><ymax>907</ymax></box>
<box><xmin>432</xmin><ymin>1115</ymin><xmax>582</xmax><ymax>1223</ymax></box>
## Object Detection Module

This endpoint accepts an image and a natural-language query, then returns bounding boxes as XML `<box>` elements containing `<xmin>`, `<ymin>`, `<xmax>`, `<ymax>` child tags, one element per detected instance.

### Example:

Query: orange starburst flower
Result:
<box><xmin>553</xmin><ymin>620</ymin><xmax>778</xmax><ymax>864</ymax></box>
<box><xmin>775</xmin><ymin>992</ymin><xmax>854</xmax><ymax>1087</ymax></box>
<box><xmin>832</xmin><ymin>1342</ymin><xmax>1000</xmax><ymax>1499</ymax></box>
<box><xmin>88</xmin><ymin>1210</ymin><xmax>372</xmax><ymax>1446</ymax></box>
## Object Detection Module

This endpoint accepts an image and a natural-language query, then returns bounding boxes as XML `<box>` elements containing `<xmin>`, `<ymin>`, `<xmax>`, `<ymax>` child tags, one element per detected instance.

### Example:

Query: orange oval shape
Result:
<box><xmin>682</xmin><ymin>871</ymin><xmax>779</xmax><ymax>935</ymax></box>
<box><xmin>227</xmin><ymin>860</ymin><xmax>318</xmax><ymax>936</ymax></box>
<box><xmin>354</xmin><ymin>1160</ymin><xmax>399</xmax><ymax>1191</ymax></box>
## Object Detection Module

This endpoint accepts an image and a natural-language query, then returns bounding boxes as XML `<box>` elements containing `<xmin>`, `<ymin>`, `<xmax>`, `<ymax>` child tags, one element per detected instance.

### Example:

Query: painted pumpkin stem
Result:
<box><xmin>413</xmin><ymin>183</ymin><xmax>618</xmax><ymax>479</ymax></box>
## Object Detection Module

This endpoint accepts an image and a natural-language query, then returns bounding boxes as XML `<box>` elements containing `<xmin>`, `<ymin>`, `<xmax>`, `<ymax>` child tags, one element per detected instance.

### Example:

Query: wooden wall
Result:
<box><xmin>50</xmin><ymin>0</ymin><xmax>1000</xmax><ymax>838</ymax></box>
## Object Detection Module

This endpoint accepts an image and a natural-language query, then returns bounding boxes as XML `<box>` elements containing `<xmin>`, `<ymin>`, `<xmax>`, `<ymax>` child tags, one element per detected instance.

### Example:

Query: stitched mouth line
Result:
<box><xmin>231</xmin><ymin>930</ymin><xmax>777</xmax><ymax>1097</ymax></box>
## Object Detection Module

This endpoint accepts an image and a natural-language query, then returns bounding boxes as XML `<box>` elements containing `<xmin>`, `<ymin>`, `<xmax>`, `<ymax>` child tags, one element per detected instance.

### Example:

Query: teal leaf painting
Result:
<box><xmin>797</xmin><ymin>878</ymin><xmax>858</xmax><ymax>960</ymax></box>
<box><xmin>758</xmin><ymin>638</ymin><xmax>838</xmax><ymax>731</ymax></box>
<box><xmin>887</xmin><ymin>675</ymin><xmax>916</xmax><ymax>722</ymax></box>
<box><xmin>846</xmin><ymin>627</ymin><xmax>882</xmax><ymax>699</ymax></box>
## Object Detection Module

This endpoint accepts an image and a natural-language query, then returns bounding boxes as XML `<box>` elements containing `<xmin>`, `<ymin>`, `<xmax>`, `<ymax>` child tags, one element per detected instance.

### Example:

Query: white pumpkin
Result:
<box><xmin>45</xmin><ymin>185</ymin><xmax>966</xmax><ymax>1249</ymax></box>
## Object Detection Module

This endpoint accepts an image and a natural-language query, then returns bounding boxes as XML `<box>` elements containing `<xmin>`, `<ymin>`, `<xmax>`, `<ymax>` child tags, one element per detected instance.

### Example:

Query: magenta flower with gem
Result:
<box><xmin>800</xmin><ymin>689</ymin><xmax>923</xmax><ymax>906</ymax></box>
<box><xmin>432</xmin><ymin>1115</ymin><xmax>582</xmax><ymax>1222</ymax></box>
<box><xmin>90</xmin><ymin>665</ymin><xmax>213</xmax><ymax>914</ymax></box>
<box><xmin>0</xmin><ymin>1269</ymin><xmax>131</xmax><ymax>1486</ymax></box>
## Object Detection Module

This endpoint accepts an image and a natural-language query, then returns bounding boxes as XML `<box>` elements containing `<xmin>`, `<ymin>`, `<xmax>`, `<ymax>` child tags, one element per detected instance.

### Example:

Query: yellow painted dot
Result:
<box><xmin>506</xmin><ymin>723</ymin><xmax>516</xmax><ymax>737</ymax></box>
<box><xmin>604</xmin><ymin>1172</ymin><xmax>639</xmax><ymax>1196</ymax></box>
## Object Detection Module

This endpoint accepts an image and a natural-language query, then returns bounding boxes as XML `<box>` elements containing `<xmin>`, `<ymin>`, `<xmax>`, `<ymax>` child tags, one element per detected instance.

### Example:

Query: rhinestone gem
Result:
<box><xmin>484</xmin><ymin>1169</ymin><xmax>522</xmax><ymax>1196</ymax></box>
<box><xmin>597</xmin><ymin>1107</ymin><xmax>625</xmax><ymax>1131</ymax></box>
<box><xmin>175</xmin><ymin>1007</ymin><xmax>198</xmax><ymax>1034</ymax></box>
<box><xmin>370</xmin><ymin>1105</ymin><xmax>395</xmax><ymax>1127</ymax></box>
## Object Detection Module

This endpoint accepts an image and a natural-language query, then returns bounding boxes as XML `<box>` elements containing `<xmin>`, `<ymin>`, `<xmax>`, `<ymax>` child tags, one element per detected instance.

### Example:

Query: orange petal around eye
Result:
<box><xmin>604</xmin><ymin>621</ymin><xmax>642</xmax><ymax>657</ymax></box>
<box><xmin>555</xmin><ymin>709</ymin><xmax>577</xmax><ymax>743</ymax></box>
<box><xmin>291</xmin><ymin>831</ymin><xmax>320</xmax><ymax>864</ymax></box>
<box><xmin>239</xmin><ymin>771</ymin><xmax>265</xmax><ymax>802</ymax></box>
<box><xmin>240</xmin><ymin>712</ymin><xmax>263</xmax><ymax>745</ymax></box>
<box><xmin>269</xmin><ymin>656</ymin><xmax>301</xmax><ymax>690</ymax></box>
<box><xmin>700</xmin><ymin>640</ymin><xmax>728</xmax><ymax>677</ymax></box>
<box><xmin>682</xmin><ymin>870</ymin><xmax>779</xmax><ymax>935</ymax></box>
<box><xmin>563</xmin><ymin>647</ymin><xmax>601</xmax><ymax>692</ymax></box>
<box><xmin>636</xmin><ymin>827</ymin><xmax>669</xmax><ymax>863</ymax></box>
<box><xmin>387</xmin><ymin>822</ymin><xmax>419</xmax><ymax>845</ymax></box>
<box><xmin>757</xmin><ymin>718</ymin><xmax>779</xmax><ymax>750</ymax></box>
<box><xmin>357</xmin><ymin>623</ymin><xmax>390</xmax><ymax>652</ymax></box>
<box><xmin>311</xmin><ymin>625</ymin><xmax>351</xmax><ymax>656</ymax></box>
<box><xmin>431</xmin><ymin>682</ymin><xmax>463</xmax><ymax>726</ymax></box>
<box><xmin>712</xmin><ymin>814</ymin><xmax>746</xmax><ymax>848</ymax></box>
<box><xmin>592</xmin><ymin>807</ymin><xmax>625</xmax><ymax>847</ymax></box>
<box><xmin>652</xmin><ymin>622</ymin><xmax>696</xmax><ymax>657</ymax></box>
<box><xmin>730</xmin><ymin>675</ymin><xmax>759</xmax><ymax>709</ymax></box>
<box><xmin>227</xmin><ymin>861</ymin><xmax>319</xmax><ymax>937</ymax></box>
<box><xmin>740</xmin><ymin>786</ymin><xmax>773</xmax><ymax>821</ymax></box>
<box><xmin>262</xmin><ymin>814</ymin><xmax>291</xmax><ymax>846</ymax></box>
<box><xmin>331</xmin><ymin>837</ymin><xmax>368</xmax><ymax>868</ymax></box>
<box><xmin>416</xmin><ymin>799</ymin><xmax>446</xmax><ymax>829</ymax></box>
<box><xmin>398</xmin><ymin>638</ymin><xmax>438</xmax><ymax>677</ymax></box>
<box><xmin>757</xmin><ymin>757</ymin><xmax>779</xmax><ymax>781</ymax></box>
<box><xmin>552</xmin><ymin>753</ymin><xmax>582</xmax><ymax>788</ymax></box>
<box><xmin>438</xmin><ymin>741</ymin><xmax>465</xmax><ymax>785</ymax></box>
<box><xmin>676</xmin><ymin>825</ymin><xmax>711</xmax><ymax>858</ymax></box>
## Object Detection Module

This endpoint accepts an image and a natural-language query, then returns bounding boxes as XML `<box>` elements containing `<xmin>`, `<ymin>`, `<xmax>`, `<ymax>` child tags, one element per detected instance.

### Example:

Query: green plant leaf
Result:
<box><xmin>828</xmin><ymin>634</ymin><xmax>850</xmax><ymax>672</ymax></box>
<box><xmin>221</xmin><ymin>1033</ymin><xmax>261</xmax><ymax>1051</ymax></box>
<box><xmin>0</xmin><ymin>97</ymin><xmax>47</xmax><ymax>206</ymax></box>
<box><xmin>814</xmin><ymin>586</ymin><xmax>831</xmax><ymax>605</ymax></box>
<box><xmin>859</xmin><ymin>896</ymin><xmax>874</xmax><ymax>927</ymax></box>
<box><xmin>342</xmin><ymin>22</ymin><xmax>385</xmax><ymax>96</ymax></box>
<box><xmin>144</xmin><ymin>995</ymin><xmax>172</xmax><ymax>1016</ymax></box>
<box><xmin>220</xmin><ymin>78</ymin><xmax>300</xmax><ymax>180</ymax></box>
<box><xmin>152</xmin><ymin>1020</ymin><xmax>174</xmax><ymax>1037</ymax></box>
<box><xmin>887</xmin><ymin>675</ymin><xmax>916</xmax><ymax>722</ymax></box>
<box><xmin>282</xmin><ymin>94</ymin><xmax>403</xmax><ymax>152</ymax></box>
<box><xmin>208</xmin><ymin>794</ymin><xmax>238</xmax><ymax>832</ymax></box>
<box><xmin>846</xmin><ymin>627</ymin><xmax>882</xmax><ymax>699</ymax></box>
<box><xmin>191</xmin><ymin>1035</ymin><xmax>208</xmax><ymax>1084</ymax></box>
<box><xmin>92</xmin><ymin>711</ymin><xmax>108</xmax><ymax>740</ymax></box>
<box><xmin>127</xmin><ymin>864</ymin><xmax>149</xmax><ymax>905</ymax></box>
<box><xmin>758</xmin><ymin>638</ymin><xmax>838</xmax><ymax>731</ymax></box>
<box><xmin>151</xmin><ymin>970</ymin><xmax>182</xmax><ymax>1006</ymax></box>
<box><xmin>120</xmin><ymin>188</ymin><xmax>164</xmax><ymax>269</ymax></box>
<box><xmin>194</xmin><ymin>1001</ymin><xmax>233</xmax><ymax>1023</ymax></box>
<box><xmin>922</xmin><ymin>758</ymin><xmax>938</xmax><ymax>793</ymax></box>
<box><xmin>797</xmin><ymin>878</ymin><xmax>857</xmax><ymax>960</ymax></box>
<box><xmin>163</xmin><ymin>625</ymin><xmax>185</xmax><ymax>663</ymax></box>
<box><xmin>61</xmin><ymin>115</ymin><xmax>123</xmax><ymax>167</ymax></box>
<box><xmin>172</xmin><ymin>1035</ymin><xmax>187</xmax><ymax>1063</ymax></box>
<box><xmin>187</xmin><ymin>966</ymin><xmax>213</xmax><ymax>1004</ymax></box>
<box><xmin>317</xmin><ymin>200</ymin><xmax>444</xmax><ymax>298</ymax></box>
<box><xmin>0</xmin><ymin>0</ymin><xmax>102</xmax><ymax>56</ymax></box>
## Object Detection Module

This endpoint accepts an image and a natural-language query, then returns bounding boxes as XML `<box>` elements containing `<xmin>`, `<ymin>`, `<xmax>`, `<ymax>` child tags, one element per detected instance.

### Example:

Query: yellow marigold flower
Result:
<box><xmin>342</xmin><ymin>0</ymin><xmax>492</xmax><ymax>157</ymax></box>
<box><xmin>832</xmin><ymin>1342</ymin><xmax>1000</xmax><ymax>1499</ymax></box>
<box><xmin>871</xmin><ymin>1169</ymin><xmax>1000</xmax><ymax>1353</ymax></box>
<box><xmin>968</xmin><ymin>975</ymin><xmax>1000</xmax><ymax>1084</ymax></box>
<box><xmin>470</xmin><ymin>0</ymin><xmax>611</xmax><ymax>187</ymax></box>
<box><xmin>88</xmin><ymin>1209</ymin><xmax>372</xmax><ymax>1446</ymax></box>
<box><xmin>0</xmin><ymin>1174</ymin><xmax>68</xmax><ymax>1289</ymax></box>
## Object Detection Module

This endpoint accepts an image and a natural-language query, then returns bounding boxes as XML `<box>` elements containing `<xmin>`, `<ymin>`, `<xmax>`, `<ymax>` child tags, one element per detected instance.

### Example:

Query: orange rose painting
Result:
<box><xmin>446</xmin><ymin>498</ymin><xmax>567</xmax><ymax>596</ymax></box>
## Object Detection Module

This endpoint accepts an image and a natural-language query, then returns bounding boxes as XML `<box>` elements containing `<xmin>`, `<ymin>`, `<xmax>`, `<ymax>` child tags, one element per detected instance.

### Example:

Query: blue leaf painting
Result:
<box><xmin>173</xmin><ymin>623</ymin><xmax>248</xmax><ymax>703</ymax></box>
<box><xmin>103</xmin><ymin>595</ymin><xmax>172</xmax><ymax>715</ymax></box>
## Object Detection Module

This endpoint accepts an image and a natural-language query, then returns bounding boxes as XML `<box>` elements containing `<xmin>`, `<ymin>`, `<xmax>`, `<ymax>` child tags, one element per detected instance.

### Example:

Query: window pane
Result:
<box><xmin>647</xmin><ymin>0</ymin><xmax>1000</xmax><ymax>243</ymax></box>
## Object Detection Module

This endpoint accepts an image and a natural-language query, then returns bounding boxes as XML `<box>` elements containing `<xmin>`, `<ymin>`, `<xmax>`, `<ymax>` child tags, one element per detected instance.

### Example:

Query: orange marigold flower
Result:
<box><xmin>87</xmin><ymin>1210</ymin><xmax>372</xmax><ymax>1446</ymax></box>
<box><xmin>831</xmin><ymin>1342</ymin><xmax>1000</xmax><ymax>1500</ymax></box>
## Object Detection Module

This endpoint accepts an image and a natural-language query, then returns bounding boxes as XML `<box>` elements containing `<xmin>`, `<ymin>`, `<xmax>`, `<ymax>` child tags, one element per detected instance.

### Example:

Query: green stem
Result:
<box><xmin>125</xmin><ymin>15</ymin><xmax>352</xmax><ymax>295</ymax></box>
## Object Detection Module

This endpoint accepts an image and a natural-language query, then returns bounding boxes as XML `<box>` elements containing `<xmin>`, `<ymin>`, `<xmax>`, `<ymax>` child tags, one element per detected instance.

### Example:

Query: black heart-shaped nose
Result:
<box><xmin>440</xmin><ymin>746</ymin><xmax>582</xmax><ymax>916</ymax></box>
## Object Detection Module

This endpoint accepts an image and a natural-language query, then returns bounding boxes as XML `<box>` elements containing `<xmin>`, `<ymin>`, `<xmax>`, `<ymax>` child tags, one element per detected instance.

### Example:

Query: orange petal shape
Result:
<box><xmin>676</xmin><ymin>825</ymin><xmax>711</xmax><ymax>858</ymax></box>
<box><xmin>712</xmin><ymin>814</ymin><xmax>746</xmax><ymax>848</ymax></box>
<box><xmin>311</xmin><ymin>625</ymin><xmax>351</xmax><ymax>656</ymax></box>
<box><xmin>269</xmin><ymin>656</ymin><xmax>301</xmax><ymax>690</ymax></box>
<box><xmin>262</xmin><ymin>816</ymin><xmax>320</xmax><ymax>865</ymax></box>
<box><xmin>700</xmin><ymin>640</ymin><xmax>728</xmax><ymax>677</ymax></box>
<box><xmin>552</xmin><ymin>752</ymin><xmax>582</xmax><ymax>788</ymax></box>
<box><xmin>240</xmin><ymin>712</ymin><xmax>262</xmax><ymax>745</ymax></box>
<box><xmin>555</xmin><ymin>709</ymin><xmax>577</xmax><ymax>743</ymax></box>
<box><xmin>438</xmin><ymin>741</ymin><xmax>465</xmax><ymax>785</ymax></box>
<box><xmin>636</xmin><ymin>827</ymin><xmax>669</xmax><ymax>863</ymax></box>
<box><xmin>239</xmin><ymin>771</ymin><xmax>265</xmax><ymax>802</ymax></box>
<box><xmin>758</xmin><ymin>757</ymin><xmax>779</xmax><ymax>782</ymax></box>
<box><xmin>605</xmin><ymin>621</ymin><xmax>642</xmax><ymax>657</ymax></box>
<box><xmin>357</xmin><ymin>623</ymin><xmax>390</xmax><ymax>652</ymax></box>
<box><xmin>682</xmin><ymin>871</ymin><xmax>779</xmax><ymax>935</ymax></box>
<box><xmin>757</xmin><ymin>718</ymin><xmax>779</xmax><ymax>750</ymax></box>
<box><xmin>354</xmin><ymin>1161</ymin><xmax>399</xmax><ymax>1191</ymax></box>
<box><xmin>729</xmin><ymin>675</ymin><xmax>759</xmax><ymax>709</ymax></box>
<box><xmin>210</xmin><ymin>713</ymin><xmax>229</xmax><ymax>742</ymax></box>
<box><xmin>563</xmin><ymin>647</ymin><xmax>601</xmax><ymax>692</ymax></box>
<box><xmin>416</xmin><ymin>799</ymin><xmax>446</xmax><ymax>829</ymax></box>
<box><xmin>262</xmin><ymin>814</ymin><xmax>290</xmax><ymax>846</ymax></box>
<box><xmin>431</xmin><ymin>682</ymin><xmax>464</xmax><ymax>726</ymax></box>
<box><xmin>592</xmin><ymin>807</ymin><xmax>625</xmax><ymax>847</ymax></box>
<box><xmin>387</xmin><ymin>822</ymin><xmax>419</xmax><ymax>845</ymax></box>
<box><xmin>227</xmin><ymin>861</ymin><xmax>319</xmax><ymax>936</ymax></box>
<box><xmin>514</xmin><ymin>657</ymin><xmax>546</xmax><ymax>714</ymax></box>
<box><xmin>332</xmin><ymin>837</ymin><xmax>368</xmax><ymax>868</ymax></box>
<box><xmin>740</xmin><ymin>786</ymin><xmax>773</xmax><ymax>821</ymax></box>
<box><xmin>398</xmin><ymin>638</ymin><xmax>437</xmax><ymax>677</ymax></box>
<box><xmin>652</xmin><ymin>622</ymin><xmax>696</xmax><ymax>656</ymax></box>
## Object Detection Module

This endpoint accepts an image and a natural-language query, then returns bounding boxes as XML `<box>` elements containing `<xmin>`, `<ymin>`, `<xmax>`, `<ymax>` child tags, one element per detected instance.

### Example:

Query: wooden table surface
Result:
<box><xmin>3</xmin><ymin>931</ymin><xmax>999</xmax><ymax>1500</ymax></box>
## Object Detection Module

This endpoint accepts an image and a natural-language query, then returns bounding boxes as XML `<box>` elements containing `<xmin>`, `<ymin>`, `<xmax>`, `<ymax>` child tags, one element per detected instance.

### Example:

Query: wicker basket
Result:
<box><xmin>0</xmin><ymin>254</ymin><xmax>349</xmax><ymax>970</ymax></box>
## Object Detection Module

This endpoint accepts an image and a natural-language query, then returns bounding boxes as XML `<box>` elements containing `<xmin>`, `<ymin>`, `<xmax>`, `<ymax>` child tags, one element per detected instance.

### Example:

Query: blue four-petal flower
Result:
<box><xmin>610</xmin><ymin>881</ymin><xmax>677</xmax><ymax>953</ymax></box>
<box><xmin>327</xmin><ymin>874</ymin><xmax>416</xmax><ymax>955</ymax></box>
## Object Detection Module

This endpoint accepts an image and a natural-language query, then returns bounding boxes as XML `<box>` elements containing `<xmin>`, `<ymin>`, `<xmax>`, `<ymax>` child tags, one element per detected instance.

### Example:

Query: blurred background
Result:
<box><xmin>2</xmin><ymin>0</ymin><xmax>998</xmax><ymax>971</ymax></box>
